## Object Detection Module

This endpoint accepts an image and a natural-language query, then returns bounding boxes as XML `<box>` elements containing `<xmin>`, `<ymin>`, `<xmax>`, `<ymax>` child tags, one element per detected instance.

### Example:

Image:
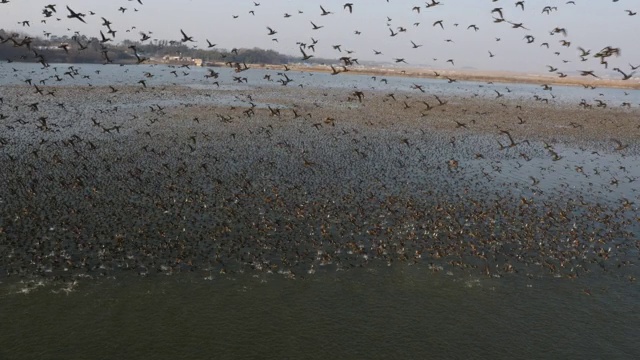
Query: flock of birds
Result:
<box><xmin>0</xmin><ymin>0</ymin><xmax>638</xmax><ymax>81</ymax></box>
<box><xmin>0</xmin><ymin>1</ymin><xmax>639</xmax><ymax>292</ymax></box>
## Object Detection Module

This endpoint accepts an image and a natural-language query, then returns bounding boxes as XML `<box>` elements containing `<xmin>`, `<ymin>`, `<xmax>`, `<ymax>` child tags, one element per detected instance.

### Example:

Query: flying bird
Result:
<box><xmin>320</xmin><ymin>5</ymin><xmax>333</xmax><ymax>16</ymax></box>
<box><xmin>66</xmin><ymin>6</ymin><xmax>86</xmax><ymax>23</ymax></box>
<box><xmin>180</xmin><ymin>29</ymin><xmax>194</xmax><ymax>42</ymax></box>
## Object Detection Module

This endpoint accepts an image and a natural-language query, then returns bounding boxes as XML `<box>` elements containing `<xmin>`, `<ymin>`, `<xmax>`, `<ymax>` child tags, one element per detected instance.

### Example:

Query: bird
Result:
<box><xmin>300</xmin><ymin>47</ymin><xmax>313</xmax><ymax>61</ymax></box>
<box><xmin>491</xmin><ymin>8</ymin><xmax>504</xmax><ymax>18</ymax></box>
<box><xmin>425</xmin><ymin>0</ymin><xmax>441</xmax><ymax>8</ymax></box>
<box><xmin>551</xmin><ymin>27</ymin><xmax>567</xmax><ymax>37</ymax></box>
<box><xmin>320</xmin><ymin>5</ymin><xmax>333</xmax><ymax>16</ymax></box>
<box><xmin>509</xmin><ymin>22</ymin><xmax>529</xmax><ymax>30</ymax></box>
<box><xmin>612</xmin><ymin>139</ymin><xmax>628</xmax><ymax>151</ymax></box>
<box><xmin>180</xmin><ymin>29</ymin><xmax>194</xmax><ymax>42</ymax></box>
<box><xmin>343</xmin><ymin>3</ymin><xmax>353</xmax><ymax>13</ymax></box>
<box><xmin>66</xmin><ymin>6</ymin><xmax>86</xmax><ymax>23</ymax></box>
<box><xmin>580</xmin><ymin>70</ymin><xmax>598</xmax><ymax>78</ymax></box>
<box><xmin>613</xmin><ymin>68</ymin><xmax>635</xmax><ymax>80</ymax></box>
<box><xmin>499</xmin><ymin>130</ymin><xmax>519</xmax><ymax>147</ymax></box>
<box><xmin>99</xmin><ymin>31</ymin><xmax>111</xmax><ymax>44</ymax></box>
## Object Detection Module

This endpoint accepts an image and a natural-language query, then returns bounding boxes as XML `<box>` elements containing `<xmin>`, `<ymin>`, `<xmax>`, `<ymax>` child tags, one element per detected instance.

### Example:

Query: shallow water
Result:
<box><xmin>1</xmin><ymin>62</ymin><xmax>640</xmax><ymax>359</ymax></box>
<box><xmin>1</xmin><ymin>269</ymin><xmax>638</xmax><ymax>360</ymax></box>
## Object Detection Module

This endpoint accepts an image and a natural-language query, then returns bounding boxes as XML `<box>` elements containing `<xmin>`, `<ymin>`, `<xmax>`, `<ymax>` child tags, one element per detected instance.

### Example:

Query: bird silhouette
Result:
<box><xmin>66</xmin><ymin>6</ymin><xmax>86</xmax><ymax>23</ymax></box>
<box><xmin>180</xmin><ymin>29</ymin><xmax>194</xmax><ymax>42</ymax></box>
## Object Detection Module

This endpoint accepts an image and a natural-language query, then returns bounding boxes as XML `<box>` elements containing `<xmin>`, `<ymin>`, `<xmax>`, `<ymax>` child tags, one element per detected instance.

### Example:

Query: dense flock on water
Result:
<box><xmin>0</xmin><ymin>1</ymin><xmax>639</xmax><ymax>294</ymax></box>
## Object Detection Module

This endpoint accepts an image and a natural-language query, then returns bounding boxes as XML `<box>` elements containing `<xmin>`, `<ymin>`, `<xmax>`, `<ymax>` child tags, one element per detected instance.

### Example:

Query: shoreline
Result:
<box><xmin>5</xmin><ymin>59</ymin><xmax>640</xmax><ymax>90</ymax></box>
<box><xmin>265</xmin><ymin>64</ymin><xmax>640</xmax><ymax>90</ymax></box>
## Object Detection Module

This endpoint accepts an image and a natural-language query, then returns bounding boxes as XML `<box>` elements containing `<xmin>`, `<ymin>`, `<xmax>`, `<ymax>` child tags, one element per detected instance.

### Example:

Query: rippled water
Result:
<box><xmin>1</xmin><ymin>269</ymin><xmax>638</xmax><ymax>360</ymax></box>
<box><xmin>1</xmin><ymin>62</ymin><xmax>639</xmax><ymax>359</ymax></box>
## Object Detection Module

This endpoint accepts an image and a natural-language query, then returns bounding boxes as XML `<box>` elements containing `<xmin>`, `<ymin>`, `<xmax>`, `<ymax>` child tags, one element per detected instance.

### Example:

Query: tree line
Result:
<box><xmin>0</xmin><ymin>29</ymin><xmax>328</xmax><ymax>66</ymax></box>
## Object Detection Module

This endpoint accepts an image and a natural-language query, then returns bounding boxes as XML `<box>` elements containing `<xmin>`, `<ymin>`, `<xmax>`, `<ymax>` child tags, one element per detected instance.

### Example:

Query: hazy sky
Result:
<box><xmin>1</xmin><ymin>0</ymin><xmax>639</xmax><ymax>74</ymax></box>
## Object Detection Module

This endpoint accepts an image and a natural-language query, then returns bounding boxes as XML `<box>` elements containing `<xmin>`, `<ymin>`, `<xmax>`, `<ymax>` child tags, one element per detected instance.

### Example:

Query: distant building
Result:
<box><xmin>34</xmin><ymin>45</ymin><xmax>63</xmax><ymax>51</ymax></box>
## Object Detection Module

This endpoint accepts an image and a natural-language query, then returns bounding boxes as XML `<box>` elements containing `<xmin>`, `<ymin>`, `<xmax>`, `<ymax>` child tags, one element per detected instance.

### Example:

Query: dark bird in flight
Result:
<box><xmin>320</xmin><ymin>5</ymin><xmax>333</xmax><ymax>16</ymax></box>
<box><xmin>310</xmin><ymin>21</ymin><xmax>323</xmax><ymax>30</ymax></box>
<box><xmin>344</xmin><ymin>3</ymin><xmax>353</xmax><ymax>13</ymax></box>
<box><xmin>509</xmin><ymin>22</ymin><xmax>529</xmax><ymax>30</ymax></box>
<box><xmin>99</xmin><ymin>31</ymin><xmax>111</xmax><ymax>43</ymax></box>
<box><xmin>613</xmin><ymin>67</ymin><xmax>635</xmax><ymax>80</ymax></box>
<box><xmin>434</xmin><ymin>95</ymin><xmax>447</xmax><ymax>105</ymax></box>
<box><xmin>580</xmin><ymin>70</ymin><xmax>598</xmax><ymax>78</ymax></box>
<box><xmin>180</xmin><ymin>29</ymin><xmax>194</xmax><ymax>42</ymax></box>
<box><xmin>500</xmin><ymin>130</ymin><xmax>519</xmax><ymax>147</ymax></box>
<box><xmin>425</xmin><ymin>0</ymin><xmax>441</xmax><ymax>8</ymax></box>
<box><xmin>66</xmin><ymin>6</ymin><xmax>86</xmax><ymax>23</ymax></box>
<box><xmin>300</xmin><ymin>47</ymin><xmax>313</xmax><ymax>60</ymax></box>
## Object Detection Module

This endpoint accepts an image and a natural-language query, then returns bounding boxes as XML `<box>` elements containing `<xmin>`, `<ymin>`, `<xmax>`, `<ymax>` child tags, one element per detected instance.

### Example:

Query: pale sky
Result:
<box><xmin>1</xmin><ymin>0</ymin><xmax>639</xmax><ymax>74</ymax></box>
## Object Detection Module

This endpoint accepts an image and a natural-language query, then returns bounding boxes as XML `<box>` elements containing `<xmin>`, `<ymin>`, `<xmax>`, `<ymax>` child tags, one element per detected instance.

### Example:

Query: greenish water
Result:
<box><xmin>1</xmin><ymin>267</ymin><xmax>638</xmax><ymax>359</ymax></box>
